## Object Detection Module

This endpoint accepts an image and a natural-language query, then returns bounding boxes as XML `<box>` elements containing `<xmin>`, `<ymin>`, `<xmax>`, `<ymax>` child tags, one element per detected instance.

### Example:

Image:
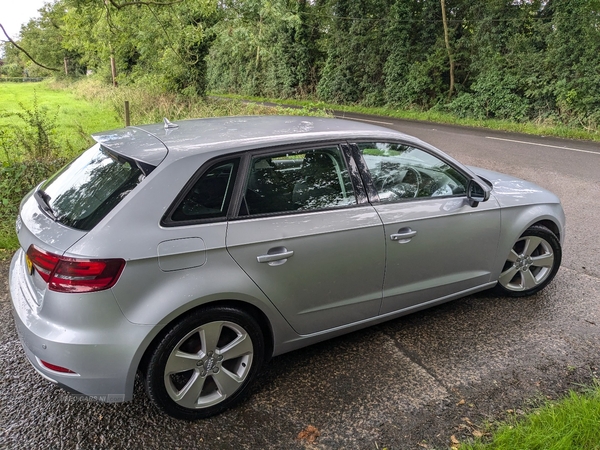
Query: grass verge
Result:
<box><xmin>0</xmin><ymin>80</ymin><xmax>121</xmax><ymax>161</ymax></box>
<box><xmin>463</xmin><ymin>385</ymin><xmax>600</xmax><ymax>450</ymax></box>
<box><xmin>213</xmin><ymin>93</ymin><xmax>600</xmax><ymax>142</ymax></box>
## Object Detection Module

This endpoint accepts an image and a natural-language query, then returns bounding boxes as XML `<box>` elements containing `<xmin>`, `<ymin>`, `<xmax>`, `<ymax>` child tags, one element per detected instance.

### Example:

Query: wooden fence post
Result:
<box><xmin>124</xmin><ymin>101</ymin><xmax>130</xmax><ymax>127</ymax></box>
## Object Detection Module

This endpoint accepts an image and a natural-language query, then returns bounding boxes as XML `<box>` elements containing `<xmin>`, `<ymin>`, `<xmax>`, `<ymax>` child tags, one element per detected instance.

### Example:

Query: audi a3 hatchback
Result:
<box><xmin>9</xmin><ymin>116</ymin><xmax>565</xmax><ymax>419</ymax></box>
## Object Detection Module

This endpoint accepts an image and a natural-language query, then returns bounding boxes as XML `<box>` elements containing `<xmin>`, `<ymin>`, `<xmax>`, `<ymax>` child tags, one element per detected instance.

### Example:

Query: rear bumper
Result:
<box><xmin>9</xmin><ymin>249</ymin><xmax>154</xmax><ymax>401</ymax></box>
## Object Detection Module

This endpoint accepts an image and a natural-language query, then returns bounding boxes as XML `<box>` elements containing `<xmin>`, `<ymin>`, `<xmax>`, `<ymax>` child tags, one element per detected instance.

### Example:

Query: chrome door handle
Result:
<box><xmin>257</xmin><ymin>248</ymin><xmax>294</xmax><ymax>265</ymax></box>
<box><xmin>390</xmin><ymin>228</ymin><xmax>417</xmax><ymax>243</ymax></box>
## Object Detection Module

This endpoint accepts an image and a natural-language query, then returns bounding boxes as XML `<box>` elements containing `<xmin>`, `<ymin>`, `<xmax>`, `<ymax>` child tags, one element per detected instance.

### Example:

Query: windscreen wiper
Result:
<box><xmin>35</xmin><ymin>189</ymin><xmax>57</xmax><ymax>220</ymax></box>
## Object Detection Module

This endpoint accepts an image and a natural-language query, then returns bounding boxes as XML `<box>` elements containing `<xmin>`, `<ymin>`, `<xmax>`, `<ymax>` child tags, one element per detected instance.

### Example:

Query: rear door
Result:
<box><xmin>226</xmin><ymin>144</ymin><xmax>385</xmax><ymax>336</ymax></box>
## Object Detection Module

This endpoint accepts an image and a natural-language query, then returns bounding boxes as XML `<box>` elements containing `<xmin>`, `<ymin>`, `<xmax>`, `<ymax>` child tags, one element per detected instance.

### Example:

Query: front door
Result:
<box><xmin>353</xmin><ymin>141</ymin><xmax>501</xmax><ymax>314</ymax></box>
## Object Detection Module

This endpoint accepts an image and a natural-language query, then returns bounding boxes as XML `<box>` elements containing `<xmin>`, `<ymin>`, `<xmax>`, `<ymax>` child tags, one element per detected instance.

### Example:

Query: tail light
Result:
<box><xmin>26</xmin><ymin>245</ymin><xmax>125</xmax><ymax>293</ymax></box>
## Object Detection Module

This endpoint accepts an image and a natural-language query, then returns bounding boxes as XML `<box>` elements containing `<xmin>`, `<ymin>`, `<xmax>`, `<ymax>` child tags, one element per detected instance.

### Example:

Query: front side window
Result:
<box><xmin>241</xmin><ymin>147</ymin><xmax>356</xmax><ymax>216</ymax></box>
<box><xmin>170</xmin><ymin>159</ymin><xmax>239</xmax><ymax>222</ymax></box>
<box><xmin>40</xmin><ymin>144</ymin><xmax>146</xmax><ymax>231</ymax></box>
<box><xmin>356</xmin><ymin>142</ymin><xmax>468</xmax><ymax>202</ymax></box>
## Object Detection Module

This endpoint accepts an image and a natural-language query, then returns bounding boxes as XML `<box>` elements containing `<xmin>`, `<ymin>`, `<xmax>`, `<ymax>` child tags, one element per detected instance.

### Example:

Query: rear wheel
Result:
<box><xmin>145</xmin><ymin>306</ymin><xmax>265</xmax><ymax>420</ymax></box>
<box><xmin>495</xmin><ymin>225</ymin><xmax>561</xmax><ymax>297</ymax></box>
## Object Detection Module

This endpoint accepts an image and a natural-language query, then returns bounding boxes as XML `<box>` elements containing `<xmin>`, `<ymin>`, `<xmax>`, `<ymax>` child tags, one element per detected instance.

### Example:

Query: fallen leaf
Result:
<box><xmin>417</xmin><ymin>443</ymin><xmax>428</xmax><ymax>448</ymax></box>
<box><xmin>297</xmin><ymin>425</ymin><xmax>320</xmax><ymax>444</ymax></box>
<box><xmin>472</xmin><ymin>430</ymin><xmax>483</xmax><ymax>438</ymax></box>
<box><xmin>456</xmin><ymin>399</ymin><xmax>465</xmax><ymax>406</ymax></box>
<box><xmin>462</xmin><ymin>417</ymin><xmax>473</xmax><ymax>426</ymax></box>
<box><xmin>450</xmin><ymin>435</ymin><xmax>460</xmax><ymax>445</ymax></box>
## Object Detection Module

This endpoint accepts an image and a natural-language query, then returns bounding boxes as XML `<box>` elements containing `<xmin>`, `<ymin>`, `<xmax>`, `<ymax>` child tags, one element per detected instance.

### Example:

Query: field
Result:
<box><xmin>0</xmin><ymin>81</ymin><xmax>122</xmax><ymax>161</ymax></box>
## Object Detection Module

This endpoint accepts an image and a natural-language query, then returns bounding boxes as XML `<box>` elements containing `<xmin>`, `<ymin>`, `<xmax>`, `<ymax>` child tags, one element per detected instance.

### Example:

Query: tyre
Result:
<box><xmin>145</xmin><ymin>306</ymin><xmax>265</xmax><ymax>420</ymax></box>
<box><xmin>495</xmin><ymin>225</ymin><xmax>561</xmax><ymax>297</ymax></box>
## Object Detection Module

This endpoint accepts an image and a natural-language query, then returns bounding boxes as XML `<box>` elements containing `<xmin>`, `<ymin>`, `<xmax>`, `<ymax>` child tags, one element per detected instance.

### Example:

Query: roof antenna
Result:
<box><xmin>163</xmin><ymin>118</ymin><xmax>179</xmax><ymax>129</ymax></box>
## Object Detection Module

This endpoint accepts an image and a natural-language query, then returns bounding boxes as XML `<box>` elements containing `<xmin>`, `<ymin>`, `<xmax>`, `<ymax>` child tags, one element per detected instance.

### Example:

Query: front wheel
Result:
<box><xmin>145</xmin><ymin>306</ymin><xmax>265</xmax><ymax>420</ymax></box>
<box><xmin>495</xmin><ymin>225</ymin><xmax>561</xmax><ymax>297</ymax></box>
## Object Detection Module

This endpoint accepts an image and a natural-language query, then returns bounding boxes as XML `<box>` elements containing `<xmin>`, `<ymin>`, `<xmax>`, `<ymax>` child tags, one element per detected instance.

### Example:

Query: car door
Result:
<box><xmin>352</xmin><ymin>141</ymin><xmax>502</xmax><ymax>314</ymax></box>
<box><xmin>226</xmin><ymin>144</ymin><xmax>385</xmax><ymax>336</ymax></box>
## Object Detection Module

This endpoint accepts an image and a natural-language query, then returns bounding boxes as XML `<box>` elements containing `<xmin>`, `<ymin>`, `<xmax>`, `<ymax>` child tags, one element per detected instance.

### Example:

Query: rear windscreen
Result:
<box><xmin>40</xmin><ymin>143</ymin><xmax>146</xmax><ymax>231</ymax></box>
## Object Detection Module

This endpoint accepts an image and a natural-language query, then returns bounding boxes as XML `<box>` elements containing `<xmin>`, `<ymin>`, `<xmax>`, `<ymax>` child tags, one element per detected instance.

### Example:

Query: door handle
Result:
<box><xmin>257</xmin><ymin>247</ymin><xmax>294</xmax><ymax>266</ymax></box>
<box><xmin>390</xmin><ymin>228</ymin><xmax>417</xmax><ymax>243</ymax></box>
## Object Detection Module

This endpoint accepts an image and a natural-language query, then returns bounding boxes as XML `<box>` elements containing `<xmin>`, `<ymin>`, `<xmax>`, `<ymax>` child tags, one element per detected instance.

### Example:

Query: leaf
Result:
<box><xmin>472</xmin><ymin>430</ymin><xmax>483</xmax><ymax>438</ymax></box>
<box><xmin>297</xmin><ymin>425</ymin><xmax>320</xmax><ymax>444</ymax></box>
<box><xmin>450</xmin><ymin>435</ymin><xmax>460</xmax><ymax>445</ymax></box>
<box><xmin>456</xmin><ymin>399</ymin><xmax>466</xmax><ymax>405</ymax></box>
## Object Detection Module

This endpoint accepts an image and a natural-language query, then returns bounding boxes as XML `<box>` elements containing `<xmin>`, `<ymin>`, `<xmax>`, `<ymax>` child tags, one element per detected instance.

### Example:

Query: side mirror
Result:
<box><xmin>467</xmin><ymin>178</ymin><xmax>490</xmax><ymax>207</ymax></box>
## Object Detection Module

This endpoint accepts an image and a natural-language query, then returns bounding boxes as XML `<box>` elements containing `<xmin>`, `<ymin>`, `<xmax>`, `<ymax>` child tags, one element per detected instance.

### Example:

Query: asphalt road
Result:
<box><xmin>2</xmin><ymin>114</ymin><xmax>600</xmax><ymax>449</ymax></box>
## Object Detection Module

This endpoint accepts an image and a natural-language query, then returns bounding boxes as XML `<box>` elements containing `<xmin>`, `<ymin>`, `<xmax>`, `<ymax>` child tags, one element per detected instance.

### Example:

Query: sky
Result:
<box><xmin>1</xmin><ymin>0</ymin><xmax>49</xmax><ymax>40</ymax></box>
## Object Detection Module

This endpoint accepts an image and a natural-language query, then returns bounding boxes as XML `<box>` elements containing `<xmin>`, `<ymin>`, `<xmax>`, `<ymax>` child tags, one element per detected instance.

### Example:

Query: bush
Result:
<box><xmin>447</xmin><ymin>71</ymin><xmax>530</xmax><ymax>121</ymax></box>
<box><xmin>0</xmin><ymin>158</ymin><xmax>67</xmax><ymax>250</ymax></box>
<box><xmin>0</xmin><ymin>91</ymin><xmax>63</xmax><ymax>161</ymax></box>
<box><xmin>0</xmin><ymin>93</ymin><xmax>68</xmax><ymax>250</ymax></box>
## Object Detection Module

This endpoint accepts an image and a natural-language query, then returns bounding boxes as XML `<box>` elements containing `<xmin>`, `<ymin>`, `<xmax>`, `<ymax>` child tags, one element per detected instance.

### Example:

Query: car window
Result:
<box><xmin>356</xmin><ymin>142</ymin><xmax>468</xmax><ymax>202</ymax></box>
<box><xmin>240</xmin><ymin>147</ymin><xmax>357</xmax><ymax>215</ymax></box>
<box><xmin>171</xmin><ymin>159</ymin><xmax>239</xmax><ymax>222</ymax></box>
<box><xmin>40</xmin><ymin>144</ymin><xmax>147</xmax><ymax>231</ymax></box>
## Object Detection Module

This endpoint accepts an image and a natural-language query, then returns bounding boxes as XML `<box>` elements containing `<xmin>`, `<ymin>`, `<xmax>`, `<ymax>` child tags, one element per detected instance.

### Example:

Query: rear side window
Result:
<box><xmin>168</xmin><ymin>159</ymin><xmax>239</xmax><ymax>223</ymax></box>
<box><xmin>40</xmin><ymin>144</ymin><xmax>146</xmax><ymax>231</ymax></box>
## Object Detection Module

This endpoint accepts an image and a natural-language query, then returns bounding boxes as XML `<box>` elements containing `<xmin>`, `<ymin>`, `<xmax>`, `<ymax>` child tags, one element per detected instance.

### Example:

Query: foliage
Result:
<box><xmin>0</xmin><ymin>108</ymin><xmax>68</xmax><ymax>250</ymax></box>
<box><xmin>0</xmin><ymin>158</ymin><xmax>67</xmax><ymax>249</ymax></box>
<box><xmin>0</xmin><ymin>81</ymin><xmax>118</xmax><ymax>161</ymax></box>
<box><xmin>5</xmin><ymin>0</ymin><xmax>600</xmax><ymax>132</ymax></box>
<box><xmin>463</xmin><ymin>385</ymin><xmax>600</xmax><ymax>450</ymax></box>
<box><xmin>207</xmin><ymin>0</ymin><xmax>324</xmax><ymax>98</ymax></box>
<box><xmin>0</xmin><ymin>92</ymin><xmax>61</xmax><ymax>160</ymax></box>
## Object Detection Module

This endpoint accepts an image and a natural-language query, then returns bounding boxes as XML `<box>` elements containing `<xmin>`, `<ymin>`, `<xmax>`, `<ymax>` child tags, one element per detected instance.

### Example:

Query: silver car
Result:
<box><xmin>9</xmin><ymin>116</ymin><xmax>565</xmax><ymax>419</ymax></box>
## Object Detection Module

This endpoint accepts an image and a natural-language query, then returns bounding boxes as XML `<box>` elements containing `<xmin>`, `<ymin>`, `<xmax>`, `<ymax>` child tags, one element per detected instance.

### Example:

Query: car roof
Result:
<box><xmin>92</xmin><ymin>115</ymin><xmax>411</xmax><ymax>166</ymax></box>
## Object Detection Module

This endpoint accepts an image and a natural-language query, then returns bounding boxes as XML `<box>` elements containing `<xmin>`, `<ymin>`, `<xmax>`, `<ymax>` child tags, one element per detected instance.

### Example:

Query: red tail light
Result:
<box><xmin>26</xmin><ymin>245</ymin><xmax>125</xmax><ymax>293</ymax></box>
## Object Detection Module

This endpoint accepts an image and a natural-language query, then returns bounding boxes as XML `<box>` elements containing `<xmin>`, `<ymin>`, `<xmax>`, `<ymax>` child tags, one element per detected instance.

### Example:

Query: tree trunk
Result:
<box><xmin>440</xmin><ymin>0</ymin><xmax>454</xmax><ymax>99</ymax></box>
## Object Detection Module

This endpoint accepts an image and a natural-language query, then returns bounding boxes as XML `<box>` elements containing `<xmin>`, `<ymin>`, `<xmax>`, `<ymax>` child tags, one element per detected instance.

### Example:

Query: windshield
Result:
<box><xmin>40</xmin><ymin>144</ymin><xmax>146</xmax><ymax>231</ymax></box>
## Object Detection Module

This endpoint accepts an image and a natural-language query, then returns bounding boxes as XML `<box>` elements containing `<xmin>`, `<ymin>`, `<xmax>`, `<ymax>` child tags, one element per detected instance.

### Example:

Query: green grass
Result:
<box><xmin>214</xmin><ymin>93</ymin><xmax>600</xmax><ymax>142</ymax></box>
<box><xmin>0</xmin><ymin>80</ymin><xmax>122</xmax><ymax>161</ymax></box>
<box><xmin>463</xmin><ymin>386</ymin><xmax>600</xmax><ymax>450</ymax></box>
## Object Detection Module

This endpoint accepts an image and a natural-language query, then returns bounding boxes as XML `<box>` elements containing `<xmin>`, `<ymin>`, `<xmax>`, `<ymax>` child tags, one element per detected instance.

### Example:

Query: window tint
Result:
<box><xmin>241</xmin><ymin>147</ymin><xmax>356</xmax><ymax>215</ymax></box>
<box><xmin>171</xmin><ymin>159</ymin><xmax>239</xmax><ymax>222</ymax></box>
<box><xmin>356</xmin><ymin>142</ymin><xmax>468</xmax><ymax>202</ymax></box>
<box><xmin>40</xmin><ymin>144</ymin><xmax>146</xmax><ymax>231</ymax></box>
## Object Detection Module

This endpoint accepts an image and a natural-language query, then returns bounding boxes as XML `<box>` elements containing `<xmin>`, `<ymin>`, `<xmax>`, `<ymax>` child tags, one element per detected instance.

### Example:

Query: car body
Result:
<box><xmin>9</xmin><ymin>116</ymin><xmax>565</xmax><ymax>419</ymax></box>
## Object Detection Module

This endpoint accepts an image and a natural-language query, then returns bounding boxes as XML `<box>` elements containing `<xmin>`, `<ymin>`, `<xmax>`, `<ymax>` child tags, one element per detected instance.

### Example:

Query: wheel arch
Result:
<box><xmin>492</xmin><ymin>203</ymin><xmax>565</xmax><ymax>280</ymax></box>
<box><xmin>529</xmin><ymin>219</ymin><xmax>561</xmax><ymax>242</ymax></box>
<box><xmin>137</xmin><ymin>300</ymin><xmax>275</xmax><ymax>377</ymax></box>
